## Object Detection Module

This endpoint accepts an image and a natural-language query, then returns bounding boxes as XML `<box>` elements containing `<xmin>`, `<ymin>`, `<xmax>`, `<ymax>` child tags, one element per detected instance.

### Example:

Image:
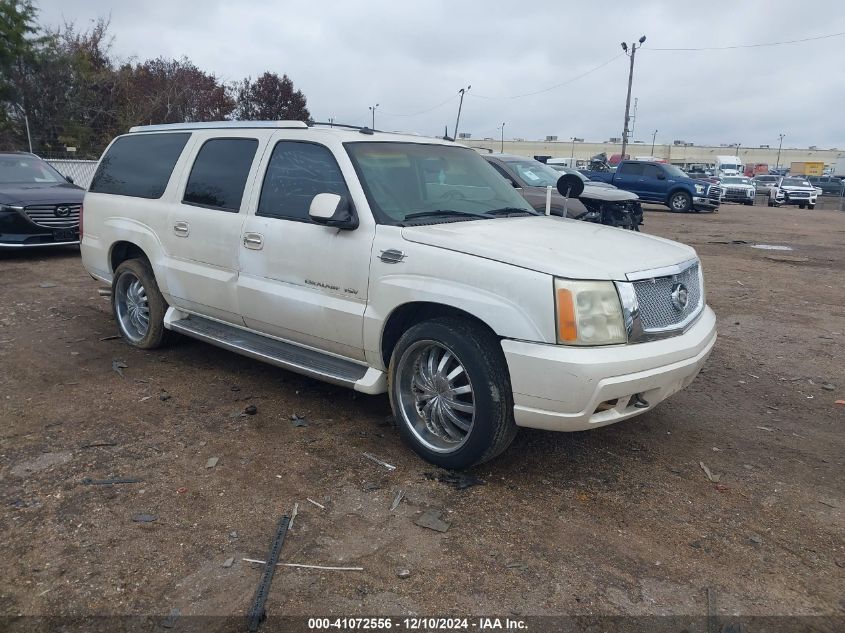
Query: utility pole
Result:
<box><xmin>500</xmin><ymin>122</ymin><xmax>505</xmax><ymax>153</ymax></box>
<box><xmin>453</xmin><ymin>85</ymin><xmax>471</xmax><ymax>140</ymax></box>
<box><xmin>776</xmin><ymin>133</ymin><xmax>785</xmax><ymax>170</ymax></box>
<box><xmin>651</xmin><ymin>129</ymin><xmax>658</xmax><ymax>157</ymax></box>
<box><xmin>620</xmin><ymin>35</ymin><xmax>646</xmax><ymax>161</ymax></box>
<box><xmin>630</xmin><ymin>97</ymin><xmax>638</xmax><ymax>140</ymax></box>
<box><xmin>368</xmin><ymin>104</ymin><xmax>379</xmax><ymax>129</ymax></box>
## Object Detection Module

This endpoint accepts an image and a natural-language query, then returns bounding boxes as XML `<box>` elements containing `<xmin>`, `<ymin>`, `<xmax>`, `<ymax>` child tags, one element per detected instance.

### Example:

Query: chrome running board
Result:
<box><xmin>165</xmin><ymin>309</ymin><xmax>372</xmax><ymax>389</ymax></box>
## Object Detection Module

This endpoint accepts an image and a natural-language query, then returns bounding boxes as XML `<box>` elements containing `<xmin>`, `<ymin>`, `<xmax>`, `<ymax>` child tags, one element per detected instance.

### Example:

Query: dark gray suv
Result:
<box><xmin>0</xmin><ymin>152</ymin><xmax>84</xmax><ymax>248</ymax></box>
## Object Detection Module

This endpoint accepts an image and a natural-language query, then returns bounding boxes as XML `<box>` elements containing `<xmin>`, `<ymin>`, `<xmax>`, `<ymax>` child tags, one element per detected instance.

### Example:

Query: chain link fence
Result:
<box><xmin>45</xmin><ymin>159</ymin><xmax>98</xmax><ymax>189</ymax></box>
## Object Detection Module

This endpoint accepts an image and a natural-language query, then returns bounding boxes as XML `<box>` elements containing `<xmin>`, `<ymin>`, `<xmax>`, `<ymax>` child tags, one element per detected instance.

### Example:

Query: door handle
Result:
<box><xmin>173</xmin><ymin>221</ymin><xmax>190</xmax><ymax>237</ymax></box>
<box><xmin>243</xmin><ymin>232</ymin><xmax>264</xmax><ymax>250</ymax></box>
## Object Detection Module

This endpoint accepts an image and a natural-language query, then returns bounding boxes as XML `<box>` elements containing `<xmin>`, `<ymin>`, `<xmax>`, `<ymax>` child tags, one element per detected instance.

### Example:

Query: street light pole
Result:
<box><xmin>369</xmin><ymin>103</ymin><xmax>379</xmax><ymax>129</ymax></box>
<box><xmin>14</xmin><ymin>104</ymin><xmax>32</xmax><ymax>153</ymax></box>
<box><xmin>776</xmin><ymin>133</ymin><xmax>785</xmax><ymax>170</ymax></box>
<box><xmin>453</xmin><ymin>85</ymin><xmax>471</xmax><ymax>140</ymax></box>
<box><xmin>500</xmin><ymin>122</ymin><xmax>505</xmax><ymax>153</ymax></box>
<box><xmin>620</xmin><ymin>35</ymin><xmax>646</xmax><ymax>162</ymax></box>
<box><xmin>570</xmin><ymin>137</ymin><xmax>576</xmax><ymax>160</ymax></box>
<box><xmin>651</xmin><ymin>129</ymin><xmax>658</xmax><ymax>157</ymax></box>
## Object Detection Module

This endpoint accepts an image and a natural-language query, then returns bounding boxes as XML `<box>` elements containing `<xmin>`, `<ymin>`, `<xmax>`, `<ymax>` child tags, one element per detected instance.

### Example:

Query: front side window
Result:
<box><xmin>258</xmin><ymin>142</ymin><xmax>348</xmax><ymax>221</ymax></box>
<box><xmin>183</xmin><ymin>138</ymin><xmax>258</xmax><ymax>211</ymax></box>
<box><xmin>345</xmin><ymin>143</ymin><xmax>534</xmax><ymax>225</ymax></box>
<box><xmin>642</xmin><ymin>164</ymin><xmax>664</xmax><ymax>179</ymax></box>
<box><xmin>90</xmin><ymin>133</ymin><xmax>190</xmax><ymax>198</ymax></box>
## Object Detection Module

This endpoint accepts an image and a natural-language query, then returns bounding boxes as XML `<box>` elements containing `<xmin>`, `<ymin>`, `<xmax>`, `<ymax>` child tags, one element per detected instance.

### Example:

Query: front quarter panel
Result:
<box><xmin>363</xmin><ymin>225</ymin><xmax>555</xmax><ymax>369</ymax></box>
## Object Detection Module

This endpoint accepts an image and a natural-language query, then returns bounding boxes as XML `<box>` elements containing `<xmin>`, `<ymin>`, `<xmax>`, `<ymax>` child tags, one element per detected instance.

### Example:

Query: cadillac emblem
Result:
<box><xmin>670</xmin><ymin>283</ymin><xmax>689</xmax><ymax>311</ymax></box>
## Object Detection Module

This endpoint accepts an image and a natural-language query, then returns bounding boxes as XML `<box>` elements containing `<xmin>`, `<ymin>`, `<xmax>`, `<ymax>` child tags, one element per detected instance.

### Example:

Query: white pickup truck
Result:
<box><xmin>81</xmin><ymin>121</ymin><xmax>717</xmax><ymax>468</ymax></box>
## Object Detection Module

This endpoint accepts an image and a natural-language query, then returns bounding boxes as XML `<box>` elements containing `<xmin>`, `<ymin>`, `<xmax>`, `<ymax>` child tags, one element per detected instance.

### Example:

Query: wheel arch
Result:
<box><xmin>380</xmin><ymin>302</ymin><xmax>499</xmax><ymax>369</ymax></box>
<box><xmin>109</xmin><ymin>241</ymin><xmax>151</xmax><ymax>274</ymax></box>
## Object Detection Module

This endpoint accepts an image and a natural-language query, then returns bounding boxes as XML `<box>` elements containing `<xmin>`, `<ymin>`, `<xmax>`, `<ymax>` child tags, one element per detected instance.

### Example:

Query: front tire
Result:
<box><xmin>799</xmin><ymin>203</ymin><xmax>806</xmax><ymax>209</ymax></box>
<box><xmin>668</xmin><ymin>191</ymin><xmax>692</xmax><ymax>213</ymax></box>
<box><xmin>388</xmin><ymin>317</ymin><xmax>517</xmax><ymax>469</ymax></box>
<box><xmin>808</xmin><ymin>203</ymin><xmax>815</xmax><ymax>209</ymax></box>
<box><xmin>112</xmin><ymin>258</ymin><xmax>174</xmax><ymax>349</ymax></box>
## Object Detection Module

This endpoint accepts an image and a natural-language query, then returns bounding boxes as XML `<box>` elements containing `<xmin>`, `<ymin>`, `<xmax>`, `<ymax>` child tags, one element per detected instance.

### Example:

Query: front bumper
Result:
<box><xmin>692</xmin><ymin>196</ymin><xmax>720</xmax><ymax>210</ymax></box>
<box><xmin>774</xmin><ymin>195</ymin><xmax>816</xmax><ymax>206</ymax></box>
<box><xmin>0</xmin><ymin>208</ymin><xmax>79</xmax><ymax>248</ymax></box>
<box><xmin>502</xmin><ymin>306</ymin><xmax>717</xmax><ymax>432</ymax></box>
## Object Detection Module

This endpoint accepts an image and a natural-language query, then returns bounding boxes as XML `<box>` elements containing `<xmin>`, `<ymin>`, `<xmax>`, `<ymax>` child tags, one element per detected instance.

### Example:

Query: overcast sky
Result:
<box><xmin>38</xmin><ymin>0</ymin><xmax>845</xmax><ymax>148</ymax></box>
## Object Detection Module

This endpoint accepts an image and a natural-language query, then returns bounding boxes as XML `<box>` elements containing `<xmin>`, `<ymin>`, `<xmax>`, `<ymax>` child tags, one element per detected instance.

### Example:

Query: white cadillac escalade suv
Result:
<box><xmin>81</xmin><ymin>121</ymin><xmax>716</xmax><ymax>469</ymax></box>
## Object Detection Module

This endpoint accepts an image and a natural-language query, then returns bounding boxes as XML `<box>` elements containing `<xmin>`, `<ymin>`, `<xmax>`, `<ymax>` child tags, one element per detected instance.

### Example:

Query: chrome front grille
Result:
<box><xmin>24</xmin><ymin>203</ymin><xmax>81</xmax><ymax>228</ymax></box>
<box><xmin>724</xmin><ymin>187</ymin><xmax>750</xmax><ymax>198</ymax></box>
<box><xmin>632</xmin><ymin>262</ymin><xmax>702</xmax><ymax>332</ymax></box>
<box><xmin>784</xmin><ymin>191</ymin><xmax>810</xmax><ymax>198</ymax></box>
<box><xmin>707</xmin><ymin>186</ymin><xmax>721</xmax><ymax>201</ymax></box>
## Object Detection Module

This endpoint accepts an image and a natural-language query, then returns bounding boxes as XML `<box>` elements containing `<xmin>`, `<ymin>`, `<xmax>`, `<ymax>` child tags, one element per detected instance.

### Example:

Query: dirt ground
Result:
<box><xmin>1</xmin><ymin>202</ymin><xmax>843</xmax><ymax>628</ymax></box>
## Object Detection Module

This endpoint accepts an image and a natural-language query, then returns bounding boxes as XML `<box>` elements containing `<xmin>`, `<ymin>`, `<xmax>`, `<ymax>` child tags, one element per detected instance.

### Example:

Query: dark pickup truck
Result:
<box><xmin>582</xmin><ymin>161</ymin><xmax>721</xmax><ymax>213</ymax></box>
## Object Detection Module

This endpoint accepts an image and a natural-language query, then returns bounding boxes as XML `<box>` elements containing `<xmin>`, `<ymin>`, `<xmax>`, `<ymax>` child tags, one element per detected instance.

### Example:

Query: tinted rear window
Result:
<box><xmin>90</xmin><ymin>133</ymin><xmax>190</xmax><ymax>198</ymax></box>
<box><xmin>183</xmin><ymin>138</ymin><xmax>258</xmax><ymax>211</ymax></box>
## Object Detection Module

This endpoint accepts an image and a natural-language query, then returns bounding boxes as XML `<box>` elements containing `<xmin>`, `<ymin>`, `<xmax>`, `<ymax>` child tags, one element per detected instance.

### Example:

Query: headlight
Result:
<box><xmin>694</xmin><ymin>184</ymin><xmax>705</xmax><ymax>194</ymax></box>
<box><xmin>554</xmin><ymin>279</ymin><xmax>626</xmax><ymax>345</ymax></box>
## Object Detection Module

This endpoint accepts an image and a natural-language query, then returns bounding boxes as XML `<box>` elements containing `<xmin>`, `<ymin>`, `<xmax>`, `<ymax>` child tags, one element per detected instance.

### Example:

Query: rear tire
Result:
<box><xmin>112</xmin><ymin>259</ymin><xmax>175</xmax><ymax>350</ymax></box>
<box><xmin>388</xmin><ymin>317</ymin><xmax>517</xmax><ymax>469</ymax></box>
<box><xmin>668</xmin><ymin>191</ymin><xmax>692</xmax><ymax>213</ymax></box>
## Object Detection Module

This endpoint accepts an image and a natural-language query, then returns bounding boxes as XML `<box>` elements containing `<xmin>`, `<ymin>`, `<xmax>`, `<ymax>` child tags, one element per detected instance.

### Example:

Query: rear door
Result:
<box><xmin>236</xmin><ymin>133</ymin><xmax>375</xmax><ymax>360</ymax></box>
<box><xmin>162</xmin><ymin>133</ymin><xmax>263</xmax><ymax>324</ymax></box>
<box><xmin>613</xmin><ymin>162</ymin><xmax>646</xmax><ymax>197</ymax></box>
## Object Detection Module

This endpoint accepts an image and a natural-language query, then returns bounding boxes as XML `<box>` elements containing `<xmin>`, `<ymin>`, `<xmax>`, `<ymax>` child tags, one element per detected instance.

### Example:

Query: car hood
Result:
<box><xmin>0</xmin><ymin>182</ymin><xmax>85</xmax><ymax>206</ymax></box>
<box><xmin>401</xmin><ymin>216</ymin><xmax>696</xmax><ymax>280</ymax></box>
<box><xmin>780</xmin><ymin>185</ymin><xmax>815</xmax><ymax>192</ymax></box>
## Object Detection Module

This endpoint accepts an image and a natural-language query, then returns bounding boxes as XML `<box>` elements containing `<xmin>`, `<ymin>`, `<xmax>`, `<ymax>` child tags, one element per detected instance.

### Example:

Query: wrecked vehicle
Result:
<box><xmin>483</xmin><ymin>154</ymin><xmax>643</xmax><ymax>230</ymax></box>
<box><xmin>81</xmin><ymin>121</ymin><xmax>716</xmax><ymax>468</ymax></box>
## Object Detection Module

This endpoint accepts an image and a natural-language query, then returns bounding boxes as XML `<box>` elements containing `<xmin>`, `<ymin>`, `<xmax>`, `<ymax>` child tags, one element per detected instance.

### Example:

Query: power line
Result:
<box><xmin>379</xmin><ymin>94</ymin><xmax>458</xmax><ymax>118</ymax></box>
<box><xmin>471</xmin><ymin>53</ymin><xmax>624</xmax><ymax>100</ymax></box>
<box><xmin>647</xmin><ymin>30</ymin><xmax>845</xmax><ymax>51</ymax></box>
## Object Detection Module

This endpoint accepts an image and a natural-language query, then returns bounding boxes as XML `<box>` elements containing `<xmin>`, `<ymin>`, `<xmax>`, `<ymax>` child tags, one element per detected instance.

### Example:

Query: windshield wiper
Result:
<box><xmin>485</xmin><ymin>207</ymin><xmax>539</xmax><ymax>217</ymax></box>
<box><xmin>400</xmin><ymin>209</ymin><xmax>489</xmax><ymax>224</ymax></box>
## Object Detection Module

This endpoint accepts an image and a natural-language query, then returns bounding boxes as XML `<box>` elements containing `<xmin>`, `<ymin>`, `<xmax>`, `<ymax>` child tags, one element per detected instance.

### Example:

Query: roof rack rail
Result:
<box><xmin>128</xmin><ymin>121</ymin><xmax>309</xmax><ymax>133</ymax></box>
<box><xmin>311</xmin><ymin>121</ymin><xmax>378</xmax><ymax>135</ymax></box>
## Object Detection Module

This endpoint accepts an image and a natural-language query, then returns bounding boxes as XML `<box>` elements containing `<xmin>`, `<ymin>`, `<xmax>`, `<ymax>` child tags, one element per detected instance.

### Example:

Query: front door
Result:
<box><xmin>237</xmin><ymin>137</ymin><xmax>375</xmax><ymax>361</ymax></box>
<box><xmin>163</xmin><ymin>136</ymin><xmax>260</xmax><ymax>324</ymax></box>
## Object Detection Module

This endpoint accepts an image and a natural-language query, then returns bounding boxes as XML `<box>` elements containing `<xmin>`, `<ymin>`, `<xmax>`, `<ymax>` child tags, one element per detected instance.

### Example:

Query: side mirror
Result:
<box><xmin>309</xmin><ymin>193</ymin><xmax>358</xmax><ymax>230</ymax></box>
<box><xmin>656</xmin><ymin>172</ymin><xmax>666</xmax><ymax>180</ymax></box>
<box><xmin>65</xmin><ymin>175</ymin><xmax>74</xmax><ymax>184</ymax></box>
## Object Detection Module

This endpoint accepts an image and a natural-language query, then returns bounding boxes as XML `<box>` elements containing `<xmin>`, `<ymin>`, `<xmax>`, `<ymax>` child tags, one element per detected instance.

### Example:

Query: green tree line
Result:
<box><xmin>0</xmin><ymin>0</ymin><xmax>311</xmax><ymax>157</ymax></box>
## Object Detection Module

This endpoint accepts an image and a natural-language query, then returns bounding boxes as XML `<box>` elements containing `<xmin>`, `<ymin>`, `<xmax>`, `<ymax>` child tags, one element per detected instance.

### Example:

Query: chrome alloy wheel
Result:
<box><xmin>115</xmin><ymin>272</ymin><xmax>150</xmax><ymax>342</ymax></box>
<box><xmin>395</xmin><ymin>340</ymin><xmax>475</xmax><ymax>453</ymax></box>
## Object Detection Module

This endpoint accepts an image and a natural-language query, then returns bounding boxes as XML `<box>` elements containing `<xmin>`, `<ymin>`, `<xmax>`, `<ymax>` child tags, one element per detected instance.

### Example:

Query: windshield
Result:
<box><xmin>503</xmin><ymin>160</ymin><xmax>563</xmax><ymax>187</ymax></box>
<box><xmin>722</xmin><ymin>177</ymin><xmax>752</xmax><ymax>185</ymax></box>
<box><xmin>663</xmin><ymin>164</ymin><xmax>689</xmax><ymax>179</ymax></box>
<box><xmin>345</xmin><ymin>143</ymin><xmax>534</xmax><ymax>225</ymax></box>
<box><xmin>0</xmin><ymin>155</ymin><xmax>66</xmax><ymax>184</ymax></box>
<box><xmin>720</xmin><ymin>164</ymin><xmax>740</xmax><ymax>171</ymax></box>
<box><xmin>782</xmin><ymin>178</ymin><xmax>810</xmax><ymax>187</ymax></box>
